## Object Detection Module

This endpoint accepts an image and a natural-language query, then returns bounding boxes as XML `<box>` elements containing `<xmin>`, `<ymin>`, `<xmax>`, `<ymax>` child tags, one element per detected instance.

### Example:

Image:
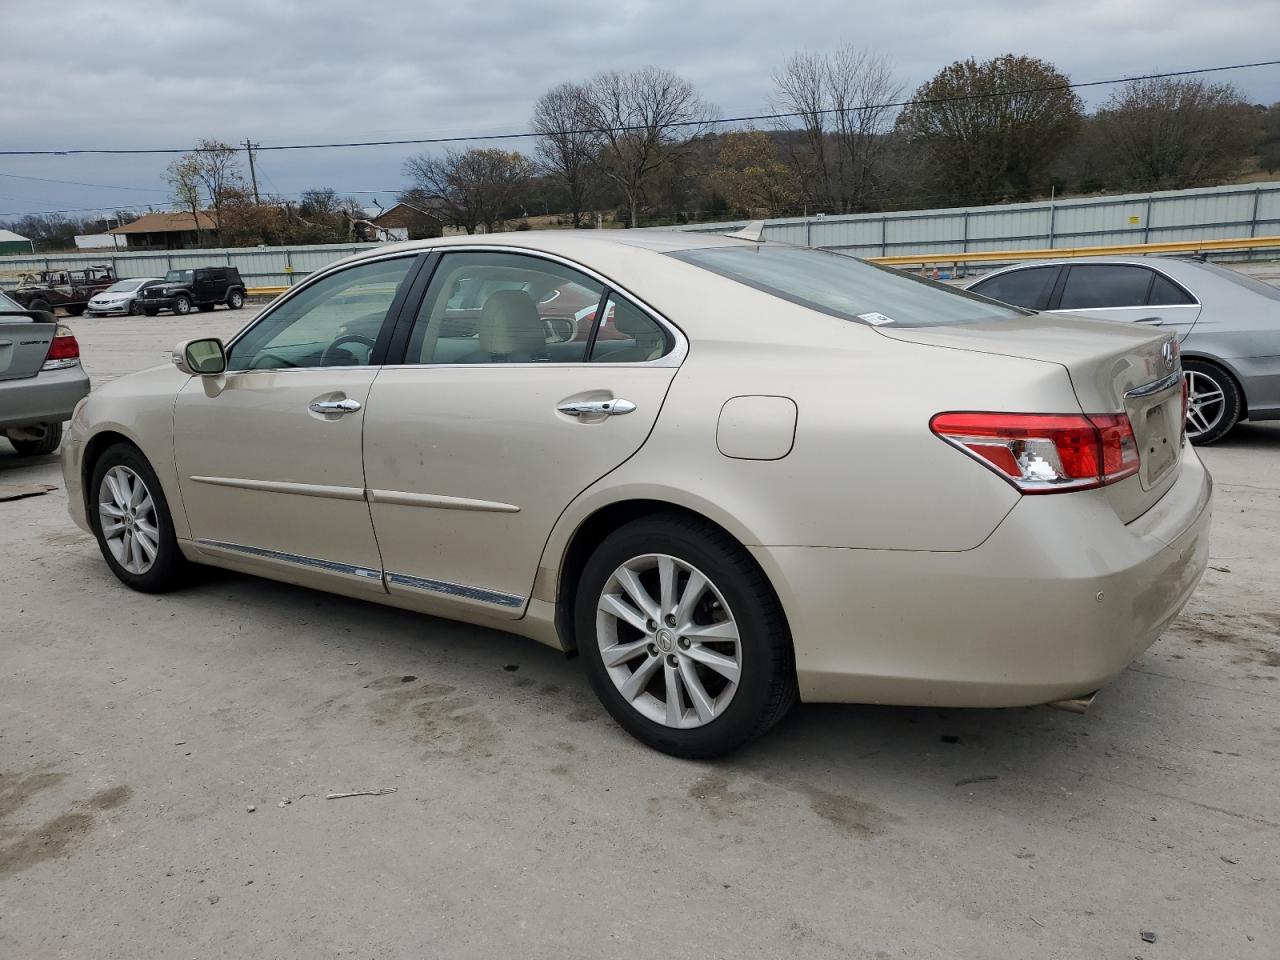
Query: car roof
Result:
<box><xmin>367</xmin><ymin>229</ymin><xmax>749</xmax><ymax>260</ymax></box>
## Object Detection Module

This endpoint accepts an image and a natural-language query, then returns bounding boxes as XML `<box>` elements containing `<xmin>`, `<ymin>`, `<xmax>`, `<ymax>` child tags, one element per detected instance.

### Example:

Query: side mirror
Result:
<box><xmin>173</xmin><ymin>337</ymin><xmax>226</xmax><ymax>376</ymax></box>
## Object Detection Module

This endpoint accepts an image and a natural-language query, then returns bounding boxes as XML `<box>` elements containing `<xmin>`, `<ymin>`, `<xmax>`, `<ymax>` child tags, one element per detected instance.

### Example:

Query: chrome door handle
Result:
<box><xmin>557</xmin><ymin>398</ymin><xmax>637</xmax><ymax>417</ymax></box>
<box><xmin>1135</xmin><ymin>316</ymin><xmax>1164</xmax><ymax>325</ymax></box>
<box><xmin>309</xmin><ymin>398</ymin><xmax>362</xmax><ymax>414</ymax></box>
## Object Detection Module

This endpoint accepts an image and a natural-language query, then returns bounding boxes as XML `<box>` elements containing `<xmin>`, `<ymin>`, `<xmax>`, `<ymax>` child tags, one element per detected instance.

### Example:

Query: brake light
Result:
<box><xmin>930</xmin><ymin>412</ymin><xmax>1141</xmax><ymax>493</ymax></box>
<box><xmin>42</xmin><ymin>324</ymin><xmax>81</xmax><ymax>370</ymax></box>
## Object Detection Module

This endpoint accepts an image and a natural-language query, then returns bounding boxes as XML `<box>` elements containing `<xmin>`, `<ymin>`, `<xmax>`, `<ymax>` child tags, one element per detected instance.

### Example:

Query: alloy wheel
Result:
<box><xmin>98</xmin><ymin>465</ymin><xmax>160</xmax><ymax>574</ymax></box>
<box><xmin>1185</xmin><ymin>369</ymin><xmax>1226</xmax><ymax>440</ymax></box>
<box><xmin>596</xmin><ymin>553</ymin><xmax>742</xmax><ymax>729</ymax></box>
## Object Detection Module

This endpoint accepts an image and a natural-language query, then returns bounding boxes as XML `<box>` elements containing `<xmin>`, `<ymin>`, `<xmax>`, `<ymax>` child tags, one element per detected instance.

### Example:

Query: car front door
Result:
<box><xmin>361</xmin><ymin>250</ymin><xmax>681</xmax><ymax>618</ymax></box>
<box><xmin>1050</xmin><ymin>263</ymin><xmax>1202</xmax><ymax>339</ymax></box>
<box><xmin>172</xmin><ymin>254</ymin><xmax>421</xmax><ymax>590</ymax></box>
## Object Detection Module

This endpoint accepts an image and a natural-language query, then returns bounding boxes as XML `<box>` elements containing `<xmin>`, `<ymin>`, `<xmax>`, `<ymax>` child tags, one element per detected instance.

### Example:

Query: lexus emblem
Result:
<box><xmin>1161</xmin><ymin>340</ymin><xmax>1175</xmax><ymax>370</ymax></box>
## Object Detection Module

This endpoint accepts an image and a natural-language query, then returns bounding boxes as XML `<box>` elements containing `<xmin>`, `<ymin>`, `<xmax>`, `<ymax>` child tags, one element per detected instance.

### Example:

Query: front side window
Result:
<box><xmin>405</xmin><ymin>251</ymin><xmax>605</xmax><ymax>364</ymax></box>
<box><xmin>673</xmin><ymin>245</ymin><xmax>1023</xmax><ymax>328</ymax></box>
<box><xmin>970</xmin><ymin>266</ymin><xmax>1058</xmax><ymax>310</ymax></box>
<box><xmin>1058</xmin><ymin>265</ymin><xmax>1152</xmax><ymax>310</ymax></box>
<box><xmin>227</xmin><ymin>256</ymin><xmax>415</xmax><ymax>370</ymax></box>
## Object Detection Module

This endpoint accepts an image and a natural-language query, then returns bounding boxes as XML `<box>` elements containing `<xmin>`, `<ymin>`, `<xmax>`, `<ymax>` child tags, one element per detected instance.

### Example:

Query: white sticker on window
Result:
<box><xmin>857</xmin><ymin>312</ymin><xmax>895</xmax><ymax>326</ymax></box>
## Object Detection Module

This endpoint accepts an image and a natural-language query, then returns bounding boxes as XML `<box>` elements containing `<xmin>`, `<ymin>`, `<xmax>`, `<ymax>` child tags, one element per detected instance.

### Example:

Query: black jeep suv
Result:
<box><xmin>136</xmin><ymin>267</ymin><xmax>246</xmax><ymax>316</ymax></box>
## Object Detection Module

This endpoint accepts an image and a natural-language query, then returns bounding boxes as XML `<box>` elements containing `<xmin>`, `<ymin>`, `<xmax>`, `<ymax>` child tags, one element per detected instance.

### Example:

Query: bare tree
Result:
<box><xmin>772</xmin><ymin>48</ymin><xmax>903</xmax><ymax>213</ymax></box>
<box><xmin>579</xmin><ymin>67</ymin><xmax>712</xmax><ymax>228</ymax></box>
<box><xmin>402</xmin><ymin>148</ymin><xmax>535</xmax><ymax>234</ymax></box>
<box><xmin>164</xmin><ymin>155</ymin><xmax>205</xmax><ymax>244</ymax></box>
<box><xmin>188</xmin><ymin>139</ymin><xmax>243</xmax><ymax>245</ymax></box>
<box><xmin>532</xmin><ymin>83</ymin><xmax>597</xmax><ymax>227</ymax></box>
<box><xmin>1093</xmin><ymin>78</ymin><xmax>1254</xmax><ymax>189</ymax></box>
<box><xmin>298</xmin><ymin>187</ymin><xmax>341</xmax><ymax>218</ymax></box>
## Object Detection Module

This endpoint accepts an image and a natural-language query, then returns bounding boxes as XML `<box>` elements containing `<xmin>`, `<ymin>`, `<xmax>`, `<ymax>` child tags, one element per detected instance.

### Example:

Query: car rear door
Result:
<box><xmin>361</xmin><ymin>249</ymin><xmax>681</xmax><ymax>618</ymax></box>
<box><xmin>172</xmin><ymin>254</ymin><xmax>422</xmax><ymax>590</ymax></box>
<box><xmin>1050</xmin><ymin>263</ymin><xmax>1201</xmax><ymax>339</ymax></box>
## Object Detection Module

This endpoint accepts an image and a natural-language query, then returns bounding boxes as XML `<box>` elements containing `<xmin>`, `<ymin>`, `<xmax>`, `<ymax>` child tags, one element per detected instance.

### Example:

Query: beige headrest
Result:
<box><xmin>478</xmin><ymin>290</ymin><xmax>546</xmax><ymax>356</ymax></box>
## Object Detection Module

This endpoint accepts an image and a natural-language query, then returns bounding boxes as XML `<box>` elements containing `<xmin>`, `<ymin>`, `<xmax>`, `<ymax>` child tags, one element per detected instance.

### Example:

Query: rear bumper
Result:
<box><xmin>0</xmin><ymin>365</ymin><xmax>91</xmax><ymax>432</ymax></box>
<box><xmin>752</xmin><ymin>450</ymin><xmax>1213</xmax><ymax>707</ymax></box>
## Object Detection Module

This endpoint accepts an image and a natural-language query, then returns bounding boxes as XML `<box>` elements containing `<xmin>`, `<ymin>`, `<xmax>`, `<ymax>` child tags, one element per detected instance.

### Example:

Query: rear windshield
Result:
<box><xmin>1193</xmin><ymin>260</ymin><xmax>1280</xmax><ymax>302</ymax></box>
<box><xmin>672</xmin><ymin>245</ymin><xmax>1025</xmax><ymax>327</ymax></box>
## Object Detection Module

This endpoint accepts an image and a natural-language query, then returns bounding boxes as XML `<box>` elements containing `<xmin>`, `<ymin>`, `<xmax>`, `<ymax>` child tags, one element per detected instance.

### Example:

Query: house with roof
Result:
<box><xmin>109</xmin><ymin>211</ymin><xmax>219</xmax><ymax>250</ymax></box>
<box><xmin>0</xmin><ymin>229</ymin><xmax>34</xmax><ymax>255</ymax></box>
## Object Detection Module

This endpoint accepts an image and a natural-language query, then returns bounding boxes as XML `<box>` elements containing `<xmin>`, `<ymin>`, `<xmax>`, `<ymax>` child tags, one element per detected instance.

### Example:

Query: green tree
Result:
<box><xmin>897</xmin><ymin>54</ymin><xmax>1083</xmax><ymax>203</ymax></box>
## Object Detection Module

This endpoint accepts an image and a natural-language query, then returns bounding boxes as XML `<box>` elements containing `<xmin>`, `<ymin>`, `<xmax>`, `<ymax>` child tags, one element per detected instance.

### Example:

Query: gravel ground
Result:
<box><xmin>0</xmin><ymin>308</ymin><xmax>1277</xmax><ymax>960</ymax></box>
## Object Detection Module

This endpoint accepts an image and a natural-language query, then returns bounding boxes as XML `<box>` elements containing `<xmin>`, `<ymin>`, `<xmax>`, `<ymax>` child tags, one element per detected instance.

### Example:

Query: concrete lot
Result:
<box><xmin>1</xmin><ymin>310</ymin><xmax>1277</xmax><ymax>959</ymax></box>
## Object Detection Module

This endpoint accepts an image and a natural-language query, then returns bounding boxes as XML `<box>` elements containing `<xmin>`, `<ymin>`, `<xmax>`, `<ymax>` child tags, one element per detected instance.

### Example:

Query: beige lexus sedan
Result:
<box><xmin>62</xmin><ymin>231</ymin><xmax>1212</xmax><ymax>757</ymax></box>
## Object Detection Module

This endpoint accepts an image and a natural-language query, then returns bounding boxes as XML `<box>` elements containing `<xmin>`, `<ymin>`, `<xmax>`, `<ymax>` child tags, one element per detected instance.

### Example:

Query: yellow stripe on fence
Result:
<box><xmin>869</xmin><ymin>234</ymin><xmax>1280</xmax><ymax>266</ymax></box>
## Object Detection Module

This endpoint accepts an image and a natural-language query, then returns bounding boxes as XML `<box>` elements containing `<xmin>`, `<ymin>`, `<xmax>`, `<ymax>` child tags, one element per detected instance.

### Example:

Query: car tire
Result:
<box><xmin>227</xmin><ymin>290</ymin><xmax>245</xmax><ymax>309</ymax></box>
<box><xmin>66</xmin><ymin>304</ymin><xmax>86</xmax><ymax>316</ymax></box>
<box><xmin>173</xmin><ymin>295</ymin><xmax>192</xmax><ymax>315</ymax></box>
<box><xmin>6</xmin><ymin>421</ymin><xmax>63</xmax><ymax>456</ymax></box>
<box><xmin>1184</xmin><ymin>359</ymin><xmax>1242</xmax><ymax>445</ymax></box>
<box><xmin>27</xmin><ymin>298</ymin><xmax>53</xmax><ymax>316</ymax></box>
<box><xmin>575</xmin><ymin>512</ymin><xmax>797</xmax><ymax>759</ymax></box>
<box><xmin>128</xmin><ymin>301</ymin><xmax>141</xmax><ymax>316</ymax></box>
<box><xmin>89</xmin><ymin>443</ymin><xmax>190</xmax><ymax>593</ymax></box>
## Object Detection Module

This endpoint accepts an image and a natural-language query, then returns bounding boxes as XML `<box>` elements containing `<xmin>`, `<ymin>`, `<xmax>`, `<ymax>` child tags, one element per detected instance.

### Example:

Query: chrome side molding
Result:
<box><xmin>385</xmin><ymin>571</ymin><xmax>523</xmax><ymax>608</ymax></box>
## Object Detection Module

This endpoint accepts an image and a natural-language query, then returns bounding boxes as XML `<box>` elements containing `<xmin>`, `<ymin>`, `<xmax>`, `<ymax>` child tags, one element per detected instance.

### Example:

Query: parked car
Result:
<box><xmin>1</xmin><ymin>290</ymin><xmax>89</xmax><ymax>455</ymax></box>
<box><xmin>86</xmin><ymin>278</ymin><xmax>165</xmax><ymax>317</ymax></box>
<box><xmin>135</xmin><ymin>267</ymin><xmax>246</xmax><ymax>316</ymax></box>
<box><xmin>9</xmin><ymin>265</ymin><xmax>116</xmax><ymax>316</ymax></box>
<box><xmin>62</xmin><ymin>234</ymin><xmax>1210</xmax><ymax>757</ymax></box>
<box><xmin>965</xmin><ymin>256</ymin><xmax>1280</xmax><ymax>444</ymax></box>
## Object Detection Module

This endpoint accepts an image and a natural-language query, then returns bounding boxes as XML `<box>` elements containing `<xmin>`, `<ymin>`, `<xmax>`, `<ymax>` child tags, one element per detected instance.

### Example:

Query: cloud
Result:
<box><xmin>1</xmin><ymin>0</ymin><xmax>1275</xmax><ymax>216</ymax></box>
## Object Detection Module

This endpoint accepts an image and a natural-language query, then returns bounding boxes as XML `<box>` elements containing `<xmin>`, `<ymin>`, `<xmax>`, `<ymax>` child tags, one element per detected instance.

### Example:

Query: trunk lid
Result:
<box><xmin>0</xmin><ymin>313</ymin><xmax>57</xmax><ymax>382</ymax></box>
<box><xmin>879</xmin><ymin>313</ymin><xmax>1184</xmax><ymax>522</ymax></box>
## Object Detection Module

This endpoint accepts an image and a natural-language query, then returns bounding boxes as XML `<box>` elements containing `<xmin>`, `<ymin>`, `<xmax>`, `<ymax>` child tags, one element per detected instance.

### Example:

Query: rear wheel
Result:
<box><xmin>173</xmin><ymin>295</ymin><xmax>192</xmax><ymax>315</ymax></box>
<box><xmin>575</xmin><ymin>513</ymin><xmax>796</xmax><ymax>758</ymax></box>
<box><xmin>66</xmin><ymin>304</ymin><xmax>86</xmax><ymax>316</ymax></box>
<box><xmin>226</xmin><ymin>289</ymin><xmax>245</xmax><ymax>309</ymax></box>
<box><xmin>5</xmin><ymin>422</ymin><xmax>62</xmax><ymax>456</ymax></box>
<box><xmin>27</xmin><ymin>298</ymin><xmax>53</xmax><ymax>315</ymax></box>
<box><xmin>1184</xmin><ymin>360</ymin><xmax>1241</xmax><ymax>445</ymax></box>
<box><xmin>90</xmin><ymin>444</ymin><xmax>189</xmax><ymax>592</ymax></box>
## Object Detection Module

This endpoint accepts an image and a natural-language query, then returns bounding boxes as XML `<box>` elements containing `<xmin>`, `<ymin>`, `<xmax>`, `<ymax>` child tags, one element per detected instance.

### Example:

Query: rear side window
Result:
<box><xmin>1058</xmin><ymin>265</ymin><xmax>1152</xmax><ymax>309</ymax></box>
<box><xmin>672</xmin><ymin>245</ymin><xmax>1022</xmax><ymax>327</ymax></box>
<box><xmin>971</xmin><ymin>266</ymin><xmax>1058</xmax><ymax>310</ymax></box>
<box><xmin>1148</xmin><ymin>273</ymin><xmax>1195</xmax><ymax>306</ymax></box>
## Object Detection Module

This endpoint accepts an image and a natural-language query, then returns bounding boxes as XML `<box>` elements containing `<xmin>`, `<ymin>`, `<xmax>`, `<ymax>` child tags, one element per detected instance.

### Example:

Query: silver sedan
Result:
<box><xmin>966</xmin><ymin>256</ymin><xmax>1280</xmax><ymax>444</ymax></box>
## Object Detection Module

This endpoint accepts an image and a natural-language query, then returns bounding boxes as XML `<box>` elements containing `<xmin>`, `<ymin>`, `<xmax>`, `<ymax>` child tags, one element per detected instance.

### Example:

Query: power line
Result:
<box><xmin>0</xmin><ymin>171</ymin><xmax>169</xmax><ymax>192</ymax></box>
<box><xmin>1</xmin><ymin>59</ymin><xmax>1276</xmax><ymax>157</ymax></box>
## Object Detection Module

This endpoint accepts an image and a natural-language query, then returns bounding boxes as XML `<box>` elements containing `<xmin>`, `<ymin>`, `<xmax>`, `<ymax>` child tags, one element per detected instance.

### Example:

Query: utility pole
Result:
<box><xmin>243</xmin><ymin>139</ymin><xmax>261</xmax><ymax>205</ymax></box>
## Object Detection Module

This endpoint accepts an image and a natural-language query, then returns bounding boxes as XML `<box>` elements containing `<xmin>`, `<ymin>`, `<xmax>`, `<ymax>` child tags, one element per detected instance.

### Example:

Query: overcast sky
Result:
<box><xmin>1</xmin><ymin>0</ymin><xmax>1277</xmax><ymax>221</ymax></box>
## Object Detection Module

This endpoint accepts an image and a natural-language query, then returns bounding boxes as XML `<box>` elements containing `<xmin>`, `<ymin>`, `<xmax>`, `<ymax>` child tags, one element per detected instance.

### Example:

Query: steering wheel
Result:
<box><xmin>320</xmin><ymin>334</ymin><xmax>377</xmax><ymax>367</ymax></box>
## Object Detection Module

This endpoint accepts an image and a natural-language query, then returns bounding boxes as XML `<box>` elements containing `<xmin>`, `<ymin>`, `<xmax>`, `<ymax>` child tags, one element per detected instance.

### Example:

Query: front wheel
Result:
<box><xmin>128</xmin><ymin>300</ymin><xmax>141</xmax><ymax>316</ymax></box>
<box><xmin>1184</xmin><ymin>360</ymin><xmax>1242</xmax><ymax>445</ymax></box>
<box><xmin>90</xmin><ymin>443</ymin><xmax>189</xmax><ymax>592</ymax></box>
<box><xmin>226</xmin><ymin>289</ymin><xmax>245</xmax><ymax>309</ymax></box>
<box><xmin>575</xmin><ymin>513</ymin><xmax>796</xmax><ymax>758</ymax></box>
<box><xmin>173</xmin><ymin>295</ymin><xmax>192</xmax><ymax>315</ymax></box>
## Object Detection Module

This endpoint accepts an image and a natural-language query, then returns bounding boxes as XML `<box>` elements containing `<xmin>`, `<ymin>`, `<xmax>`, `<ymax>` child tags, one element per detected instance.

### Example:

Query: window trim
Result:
<box><xmin>223</xmin><ymin>251</ymin><xmax>430</xmax><ymax>373</ymax></box>
<box><xmin>1048</xmin><ymin>262</ymin><xmax>1198</xmax><ymax>311</ymax></box>
<box><xmin>383</xmin><ymin>245</ymin><xmax>688</xmax><ymax>369</ymax></box>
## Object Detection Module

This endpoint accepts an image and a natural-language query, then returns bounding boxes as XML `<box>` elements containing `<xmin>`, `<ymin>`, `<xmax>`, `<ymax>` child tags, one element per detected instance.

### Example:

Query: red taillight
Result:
<box><xmin>930</xmin><ymin>412</ymin><xmax>1140</xmax><ymax>494</ymax></box>
<box><xmin>42</xmin><ymin>325</ymin><xmax>81</xmax><ymax>370</ymax></box>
